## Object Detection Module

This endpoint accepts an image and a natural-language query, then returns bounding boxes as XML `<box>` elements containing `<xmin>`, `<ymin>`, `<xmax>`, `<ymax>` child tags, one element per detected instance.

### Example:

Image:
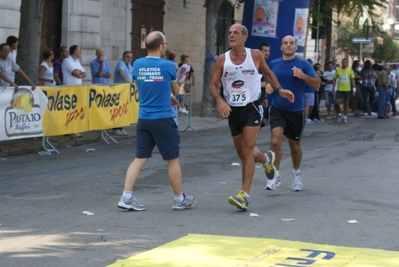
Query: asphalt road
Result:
<box><xmin>1</xmin><ymin>115</ymin><xmax>398</xmax><ymax>267</ymax></box>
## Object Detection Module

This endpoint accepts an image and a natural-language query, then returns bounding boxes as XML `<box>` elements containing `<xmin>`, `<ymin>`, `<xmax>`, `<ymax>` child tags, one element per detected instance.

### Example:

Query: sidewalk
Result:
<box><xmin>0</xmin><ymin>103</ymin><xmax>227</xmax><ymax>157</ymax></box>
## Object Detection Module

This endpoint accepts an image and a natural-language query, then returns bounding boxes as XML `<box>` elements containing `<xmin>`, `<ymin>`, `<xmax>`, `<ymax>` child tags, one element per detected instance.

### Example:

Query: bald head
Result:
<box><xmin>281</xmin><ymin>35</ymin><xmax>296</xmax><ymax>45</ymax></box>
<box><xmin>230</xmin><ymin>23</ymin><xmax>248</xmax><ymax>36</ymax></box>
<box><xmin>96</xmin><ymin>47</ymin><xmax>105</xmax><ymax>59</ymax></box>
<box><xmin>145</xmin><ymin>31</ymin><xmax>165</xmax><ymax>51</ymax></box>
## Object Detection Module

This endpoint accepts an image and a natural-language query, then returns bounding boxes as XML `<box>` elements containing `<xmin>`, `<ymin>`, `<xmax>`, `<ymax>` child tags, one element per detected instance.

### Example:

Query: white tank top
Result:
<box><xmin>221</xmin><ymin>48</ymin><xmax>262</xmax><ymax>107</ymax></box>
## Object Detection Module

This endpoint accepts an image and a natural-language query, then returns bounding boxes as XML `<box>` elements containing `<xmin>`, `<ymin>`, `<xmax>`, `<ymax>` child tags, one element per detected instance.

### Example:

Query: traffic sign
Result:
<box><xmin>351</xmin><ymin>37</ymin><xmax>372</xmax><ymax>44</ymax></box>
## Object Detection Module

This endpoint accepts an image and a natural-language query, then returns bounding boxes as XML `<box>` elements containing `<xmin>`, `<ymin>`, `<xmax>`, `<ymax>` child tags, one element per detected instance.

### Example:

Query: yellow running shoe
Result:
<box><xmin>262</xmin><ymin>150</ymin><xmax>276</xmax><ymax>180</ymax></box>
<box><xmin>228</xmin><ymin>190</ymin><xmax>249</xmax><ymax>211</ymax></box>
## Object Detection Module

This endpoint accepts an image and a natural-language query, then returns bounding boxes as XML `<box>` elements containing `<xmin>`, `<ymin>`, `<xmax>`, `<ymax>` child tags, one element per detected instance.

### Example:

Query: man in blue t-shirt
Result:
<box><xmin>90</xmin><ymin>48</ymin><xmax>111</xmax><ymax>84</ymax></box>
<box><xmin>116</xmin><ymin>31</ymin><xmax>195</xmax><ymax>212</ymax></box>
<box><xmin>110</xmin><ymin>51</ymin><xmax>134</xmax><ymax>136</ymax></box>
<box><xmin>265</xmin><ymin>35</ymin><xmax>320</xmax><ymax>192</ymax></box>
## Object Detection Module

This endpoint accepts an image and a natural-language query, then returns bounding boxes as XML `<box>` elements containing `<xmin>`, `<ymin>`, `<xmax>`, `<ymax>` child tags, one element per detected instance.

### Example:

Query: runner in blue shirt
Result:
<box><xmin>265</xmin><ymin>35</ymin><xmax>320</xmax><ymax>192</ymax></box>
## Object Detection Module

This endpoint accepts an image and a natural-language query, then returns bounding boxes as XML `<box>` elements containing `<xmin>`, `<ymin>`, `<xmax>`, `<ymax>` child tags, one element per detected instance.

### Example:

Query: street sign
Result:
<box><xmin>362</xmin><ymin>42</ymin><xmax>374</xmax><ymax>53</ymax></box>
<box><xmin>351</xmin><ymin>37</ymin><xmax>372</xmax><ymax>44</ymax></box>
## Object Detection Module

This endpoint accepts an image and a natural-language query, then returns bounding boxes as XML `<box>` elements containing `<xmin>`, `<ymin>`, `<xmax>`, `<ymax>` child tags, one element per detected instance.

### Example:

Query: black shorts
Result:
<box><xmin>135</xmin><ymin>118</ymin><xmax>180</xmax><ymax>160</ymax></box>
<box><xmin>228</xmin><ymin>102</ymin><xmax>263</xmax><ymax>136</ymax></box>
<box><xmin>335</xmin><ymin>91</ymin><xmax>351</xmax><ymax>101</ymax></box>
<box><xmin>269</xmin><ymin>106</ymin><xmax>304</xmax><ymax>141</ymax></box>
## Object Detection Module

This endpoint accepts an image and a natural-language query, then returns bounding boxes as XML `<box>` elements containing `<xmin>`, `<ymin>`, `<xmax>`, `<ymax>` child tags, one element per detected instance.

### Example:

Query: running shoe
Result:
<box><xmin>291</xmin><ymin>171</ymin><xmax>303</xmax><ymax>192</ymax></box>
<box><xmin>275</xmin><ymin>175</ymin><xmax>281</xmax><ymax>187</ymax></box>
<box><xmin>117</xmin><ymin>196</ymin><xmax>146</xmax><ymax>211</ymax></box>
<box><xmin>173</xmin><ymin>194</ymin><xmax>196</xmax><ymax>210</ymax></box>
<box><xmin>228</xmin><ymin>190</ymin><xmax>249</xmax><ymax>211</ymax></box>
<box><xmin>262</xmin><ymin>150</ymin><xmax>276</xmax><ymax>180</ymax></box>
<box><xmin>265</xmin><ymin>178</ymin><xmax>276</xmax><ymax>191</ymax></box>
<box><xmin>336</xmin><ymin>114</ymin><xmax>343</xmax><ymax>122</ymax></box>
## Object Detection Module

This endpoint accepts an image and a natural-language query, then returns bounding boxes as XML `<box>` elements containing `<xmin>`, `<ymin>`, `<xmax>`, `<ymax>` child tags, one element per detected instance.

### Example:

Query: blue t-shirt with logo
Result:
<box><xmin>133</xmin><ymin>57</ymin><xmax>177</xmax><ymax>119</ymax></box>
<box><xmin>269</xmin><ymin>57</ymin><xmax>316</xmax><ymax>112</ymax></box>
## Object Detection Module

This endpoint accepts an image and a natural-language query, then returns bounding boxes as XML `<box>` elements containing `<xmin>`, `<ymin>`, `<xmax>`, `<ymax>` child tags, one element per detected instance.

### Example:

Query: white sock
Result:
<box><xmin>175</xmin><ymin>193</ymin><xmax>184</xmax><ymax>202</ymax></box>
<box><xmin>293</xmin><ymin>169</ymin><xmax>300</xmax><ymax>175</ymax></box>
<box><xmin>265</xmin><ymin>153</ymin><xmax>270</xmax><ymax>164</ymax></box>
<box><xmin>276</xmin><ymin>170</ymin><xmax>280</xmax><ymax>177</ymax></box>
<box><xmin>123</xmin><ymin>191</ymin><xmax>133</xmax><ymax>199</ymax></box>
<box><xmin>243</xmin><ymin>191</ymin><xmax>249</xmax><ymax>198</ymax></box>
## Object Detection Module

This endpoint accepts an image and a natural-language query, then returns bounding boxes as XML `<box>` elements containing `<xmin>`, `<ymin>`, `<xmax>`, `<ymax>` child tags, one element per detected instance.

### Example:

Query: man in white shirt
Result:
<box><xmin>62</xmin><ymin>45</ymin><xmax>86</xmax><ymax>85</ymax></box>
<box><xmin>323</xmin><ymin>61</ymin><xmax>336</xmax><ymax>119</ymax></box>
<box><xmin>61</xmin><ymin>45</ymin><xmax>86</xmax><ymax>137</ymax></box>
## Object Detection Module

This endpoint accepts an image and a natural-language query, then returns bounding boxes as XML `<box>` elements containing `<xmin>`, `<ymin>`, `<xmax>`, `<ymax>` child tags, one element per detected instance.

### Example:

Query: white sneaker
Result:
<box><xmin>120</xmin><ymin>129</ymin><xmax>128</xmax><ymax>136</ymax></box>
<box><xmin>111</xmin><ymin>129</ymin><xmax>124</xmax><ymax>136</ymax></box>
<box><xmin>291</xmin><ymin>171</ymin><xmax>303</xmax><ymax>191</ymax></box>
<box><xmin>343</xmin><ymin>116</ymin><xmax>347</xmax><ymax>124</ymax></box>
<box><xmin>179</xmin><ymin>108</ymin><xmax>189</xmax><ymax>114</ymax></box>
<box><xmin>74</xmin><ymin>133</ymin><xmax>82</xmax><ymax>138</ymax></box>
<box><xmin>265</xmin><ymin>178</ymin><xmax>276</xmax><ymax>191</ymax></box>
<box><xmin>305</xmin><ymin>118</ymin><xmax>314</xmax><ymax>124</ymax></box>
<box><xmin>275</xmin><ymin>175</ymin><xmax>281</xmax><ymax>187</ymax></box>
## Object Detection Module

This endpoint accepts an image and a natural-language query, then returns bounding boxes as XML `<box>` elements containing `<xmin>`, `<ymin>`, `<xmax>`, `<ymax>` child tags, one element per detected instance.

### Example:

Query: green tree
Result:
<box><xmin>309</xmin><ymin>0</ymin><xmax>389</xmax><ymax>66</ymax></box>
<box><xmin>371</xmin><ymin>32</ymin><xmax>399</xmax><ymax>62</ymax></box>
<box><xmin>336</xmin><ymin>21</ymin><xmax>364</xmax><ymax>60</ymax></box>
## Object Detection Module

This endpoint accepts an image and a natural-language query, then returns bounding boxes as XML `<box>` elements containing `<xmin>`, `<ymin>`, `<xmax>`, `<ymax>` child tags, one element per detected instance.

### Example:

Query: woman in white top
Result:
<box><xmin>38</xmin><ymin>49</ymin><xmax>56</xmax><ymax>86</ymax></box>
<box><xmin>176</xmin><ymin>55</ymin><xmax>191</xmax><ymax>114</ymax></box>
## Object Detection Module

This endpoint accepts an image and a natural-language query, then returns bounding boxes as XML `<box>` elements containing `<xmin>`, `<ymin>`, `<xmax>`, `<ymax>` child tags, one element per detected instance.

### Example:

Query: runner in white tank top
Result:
<box><xmin>221</xmin><ymin>48</ymin><xmax>262</xmax><ymax>107</ymax></box>
<box><xmin>209</xmin><ymin>24</ymin><xmax>294</xmax><ymax>212</ymax></box>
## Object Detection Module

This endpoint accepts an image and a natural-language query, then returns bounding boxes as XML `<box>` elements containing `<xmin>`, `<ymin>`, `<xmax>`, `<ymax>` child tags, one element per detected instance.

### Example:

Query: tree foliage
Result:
<box><xmin>310</xmin><ymin>0</ymin><xmax>389</xmax><ymax>36</ymax></box>
<box><xmin>336</xmin><ymin>21</ymin><xmax>365</xmax><ymax>60</ymax></box>
<box><xmin>336</xmin><ymin>21</ymin><xmax>399</xmax><ymax>62</ymax></box>
<box><xmin>309</xmin><ymin>0</ymin><xmax>389</xmax><ymax>66</ymax></box>
<box><xmin>371</xmin><ymin>32</ymin><xmax>399</xmax><ymax>62</ymax></box>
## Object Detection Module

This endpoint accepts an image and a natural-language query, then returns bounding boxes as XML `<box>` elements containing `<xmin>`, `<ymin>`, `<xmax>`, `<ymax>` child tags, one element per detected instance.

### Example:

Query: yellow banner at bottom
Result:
<box><xmin>107</xmin><ymin>234</ymin><xmax>399</xmax><ymax>267</ymax></box>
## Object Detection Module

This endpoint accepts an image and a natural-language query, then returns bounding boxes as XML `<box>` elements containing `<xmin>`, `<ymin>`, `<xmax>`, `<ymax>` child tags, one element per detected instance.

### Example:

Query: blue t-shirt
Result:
<box><xmin>269</xmin><ymin>57</ymin><xmax>316</xmax><ymax>112</ymax></box>
<box><xmin>133</xmin><ymin>57</ymin><xmax>177</xmax><ymax>119</ymax></box>
<box><xmin>113</xmin><ymin>60</ymin><xmax>133</xmax><ymax>83</ymax></box>
<box><xmin>90</xmin><ymin>58</ymin><xmax>110</xmax><ymax>84</ymax></box>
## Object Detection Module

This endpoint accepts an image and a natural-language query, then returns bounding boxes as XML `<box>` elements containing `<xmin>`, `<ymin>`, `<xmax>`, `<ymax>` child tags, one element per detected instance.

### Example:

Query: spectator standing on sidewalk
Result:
<box><xmin>387</xmin><ymin>66</ymin><xmax>397</xmax><ymax>116</ymax></box>
<box><xmin>210</xmin><ymin>24</ymin><xmax>294</xmax><ymax>211</ymax></box>
<box><xmin>90</xmin><ymin>48</ymin><xmax>111</xmax><ymax>85</ymax></box>
<box><xmin>304</xmin><ymin>58</ymin><xmax>315</xmax><ymax>124</ymax></box>
<box><xmin>333</xmin><ymin>58</ymin><xmax>356</xmax><ymax>124</ymax></box>
<box><xmin>360</xmin><ymin>60</ymin><xmax>377</xmax><ymax>116</ymax></box>
<box><xmin>376</xmin><ymin>65</ymin><xmax>388</xmax><ymax>119</ymax></box>
<box><xmin>323</xmin><ymin>61</ymin><xmax>336</xmax><ymax>119</ymax></box>
<box><xmin>38</xmin><ymin>49</ymin><xmax>56</xmax><ymax>86</ymax></box>
<box><xmin>112</xmin><ymin>51</ymin><xmax>135</xmax><ymax>136</ymax></box>
<box><xmin>309</xmin><ymin>63</ymin><xmax>325</xmax><ymax>122</ymax></box>
<box><xmin>117</xmin><ymin>31</ymin><xmax>195</xmax><ymax>211</ymax></box>
<box><xmin>0</xmin><ymin>43</ymin><xmax>36</xmax><ymax>89</ymax></box>
<box><xmin>6</xmin><ymin>36</ymin><xmax>18</xmax><ymax>63</ymax></box>
<box><xmin>350</xmin><ymin>60</ymin><xmax>363</xmax><ymax>116</ymax></box>
<box><xmin>176</xmin><ymin>55</ymin><xmax>191</xmax><ymax>114</ymax></box>
<box><xmin>62</xmin><ymin>45</ymin><xmax>86</xmax><ymax>138</ymax></box>
<box><xmin>53</xmin><ymin>45</ymin><xmax>68</xmax><ymax>85</ymax></box>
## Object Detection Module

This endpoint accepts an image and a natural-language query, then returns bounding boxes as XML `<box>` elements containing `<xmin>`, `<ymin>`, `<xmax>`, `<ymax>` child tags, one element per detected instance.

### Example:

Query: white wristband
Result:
<box><xmin>353</xmin><ymin>88</ymin><xmax>356</xmax><ymax>92</ymax></box>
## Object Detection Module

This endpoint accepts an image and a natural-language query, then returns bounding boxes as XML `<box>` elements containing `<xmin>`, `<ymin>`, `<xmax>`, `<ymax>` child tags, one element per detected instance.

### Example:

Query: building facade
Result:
<box><xmin>0</xmin><ymin>0</ymin><xmax>243</xmax><ymax>104</ymax></box>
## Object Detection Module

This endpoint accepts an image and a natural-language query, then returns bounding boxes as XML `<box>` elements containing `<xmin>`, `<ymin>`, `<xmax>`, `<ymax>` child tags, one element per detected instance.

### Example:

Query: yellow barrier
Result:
<box><xmin>41</xmin><ymin>83</ymin><xmax>138</xmax><ymax>136</ymax></box>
